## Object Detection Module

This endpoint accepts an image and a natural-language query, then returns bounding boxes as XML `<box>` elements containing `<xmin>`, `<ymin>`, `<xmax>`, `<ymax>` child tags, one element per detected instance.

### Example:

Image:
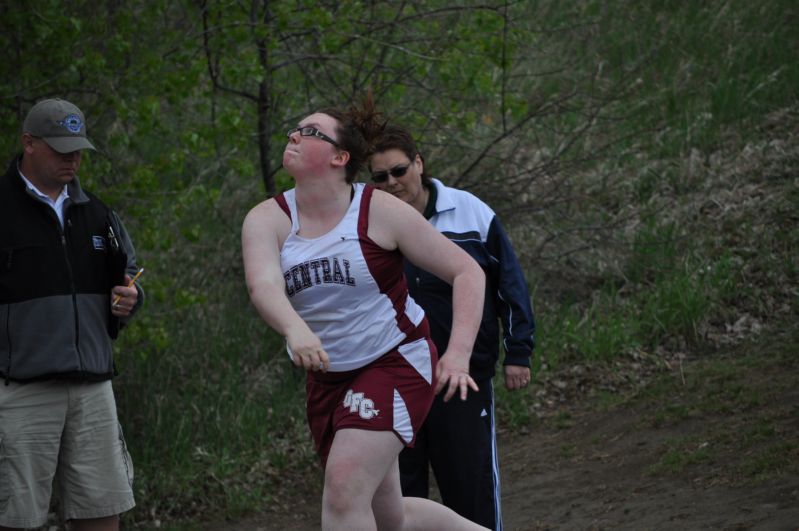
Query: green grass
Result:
<box><xmin>534</xmin><ymin>240</ymin><xmax>740</xmax><ymax>366</ymax></box>
<box><xmin>635</xmin><ymin>326</ymin><xmax>798</xmax><ymax>482</ymax></box>
<box><xmin>114</xmin><ymin>285</ymin><xmax>315</xmax><ymax>524</ymax></box>
<box><xmin>649</xmin><ymin>436</ymin><xmax>715</xmax><ymax>475</ymax></box>
<box><xmin>594</xmin><ymin>390</ymin><xmax>626</xmax><ymax>411</ymax></box>
<box><xmin>591</xmin><ymin>0</ymin><xmax>799</xmax><ymax>156</ymax></box>
<box><xmin>629</xmin><ymin>357</ymin><xmax>763</xmax><ymax>428</ymax></box>
<box><xmin>740</xmin><ymin>440</ymin><xmax>799</xmax><ymax>482</ymax></box>
<box><xmin>560</xmin><ymin>444</ymin><xmax>578</xmax><ymax>458</ymax></box>
<box><xmin>649</xmin><ymin>424</ymin><xmax>799</xmax><ymax>482</ymax></box>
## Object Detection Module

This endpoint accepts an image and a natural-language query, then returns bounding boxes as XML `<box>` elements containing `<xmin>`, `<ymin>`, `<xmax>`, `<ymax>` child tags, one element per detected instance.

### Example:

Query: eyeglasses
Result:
<box><xmin>370</xmin><ymin>164</ymin><xmax>411</xmax><ymax>183</ymax></box>
<box><xmin>286</xmin><ymin>126</ymin><xmax>339</xmax><ymax>147</ymax></box>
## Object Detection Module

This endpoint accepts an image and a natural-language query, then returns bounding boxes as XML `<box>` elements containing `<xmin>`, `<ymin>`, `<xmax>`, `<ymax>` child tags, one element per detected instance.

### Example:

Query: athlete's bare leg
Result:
<box><xmin>323</xmin><ymin>429</ymin><xmax>399</xmax><ymax>530</ymax></box>
<box><xmin>323</xmin><ymin>428</ymin><xmax>487</xmax><ymax>530</ymax></box>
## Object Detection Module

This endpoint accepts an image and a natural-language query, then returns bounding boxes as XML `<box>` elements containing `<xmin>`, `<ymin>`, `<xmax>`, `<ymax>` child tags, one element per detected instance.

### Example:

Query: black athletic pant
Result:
<box><xmin>399</xmin><ymin>378</ymin><xmax>501</xmax><ymax>530</ymax></box>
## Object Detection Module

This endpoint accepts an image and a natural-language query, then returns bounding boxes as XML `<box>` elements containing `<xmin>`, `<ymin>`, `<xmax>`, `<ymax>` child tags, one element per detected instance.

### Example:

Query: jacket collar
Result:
<box><xmin>6</xmin><ymin>153</ymin><xmax>90</xmax><ymax>205</ymax></box>
<box><xmin>430</xmin><ymin>178</ymin><xmax>456</xmax><ymax>214</ymax></box>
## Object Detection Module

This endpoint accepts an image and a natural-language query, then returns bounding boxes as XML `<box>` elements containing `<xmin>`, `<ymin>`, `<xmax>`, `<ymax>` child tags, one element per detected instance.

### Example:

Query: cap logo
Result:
<box><xmin>59</xmin><ymin>114</ymin><xmax>84</xmax><ymax>134</ymax></box>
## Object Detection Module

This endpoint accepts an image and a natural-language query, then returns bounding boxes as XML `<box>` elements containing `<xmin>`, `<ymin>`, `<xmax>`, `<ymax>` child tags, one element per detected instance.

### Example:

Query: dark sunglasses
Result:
<box><xmin>370</xmin><ymin>164</ymin><xmax>411</xmax><ymax>183</ymax></box>
<box><xmin>286</xmin><ymin>126</ymin><xmax>339</xmax><ymax>147</ymax></box>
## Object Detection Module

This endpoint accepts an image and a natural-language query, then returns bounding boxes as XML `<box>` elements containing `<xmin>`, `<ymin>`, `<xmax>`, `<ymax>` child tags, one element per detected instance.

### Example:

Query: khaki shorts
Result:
<box><xmin>0</xmin><ymin>380</ymin><xmax>135</xmax><ymax>528</ymax></box>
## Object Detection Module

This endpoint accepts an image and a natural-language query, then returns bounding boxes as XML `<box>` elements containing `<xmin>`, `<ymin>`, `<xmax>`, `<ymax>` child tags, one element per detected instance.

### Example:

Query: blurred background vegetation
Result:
<box><xmin>1</xmin><ymin>0</ymin><xmax>796</xmax><ymax>527</ymax></box>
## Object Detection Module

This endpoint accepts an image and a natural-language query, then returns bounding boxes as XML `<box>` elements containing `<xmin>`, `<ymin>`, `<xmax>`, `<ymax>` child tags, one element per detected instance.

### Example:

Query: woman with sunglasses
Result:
<box><xmin>241</xmin><ymin>99</ymin><xmax>488</xmax><ymax>530</ymax></box>
<box><xmin>369</xmin><ymin>124</ymin><xmax>536</xmax><ymax>531</ymax></box>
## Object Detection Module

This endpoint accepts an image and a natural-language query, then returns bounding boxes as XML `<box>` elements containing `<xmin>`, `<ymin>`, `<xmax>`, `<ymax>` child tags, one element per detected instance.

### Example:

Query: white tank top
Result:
<box><xmin>277</xmin><ymin>183</ymin><xmax>426</xmax><ymax>371</ymax></box>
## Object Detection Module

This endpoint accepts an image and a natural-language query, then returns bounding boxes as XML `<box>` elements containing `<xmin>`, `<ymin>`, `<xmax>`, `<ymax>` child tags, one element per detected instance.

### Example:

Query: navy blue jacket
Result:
<box><xmin>405</xmin><ymin>179</ymin><xmax>535</xmax><ymax>381</ymax></box>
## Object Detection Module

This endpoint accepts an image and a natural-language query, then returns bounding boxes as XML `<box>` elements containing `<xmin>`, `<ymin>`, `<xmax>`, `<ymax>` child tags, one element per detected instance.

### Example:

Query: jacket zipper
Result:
<box><xmin>4</xmin><ymin>248</ymin><xmax>12</xmax><ymax>383</ymax></box>
<box><xmin>3</xmin><ymin>306</ymin><xmax>10</xmax><ymax>385</ymax></box>
<box><xmin>61</xmin><ymin>216</ymin><xmax>82</xmax><ymax>371</ymax></box>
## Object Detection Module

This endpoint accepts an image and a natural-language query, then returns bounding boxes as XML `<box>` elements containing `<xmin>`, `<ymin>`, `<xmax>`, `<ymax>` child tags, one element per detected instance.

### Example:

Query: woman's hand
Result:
<box><xmin>435</xmin><ymin>350</ymin><xmax>479</xmax><ymax>401</ymax></box>
<box><xmin>287</xmin><ymin>327</ymin><xmax>330</xmax><ymax>372</ymax></box>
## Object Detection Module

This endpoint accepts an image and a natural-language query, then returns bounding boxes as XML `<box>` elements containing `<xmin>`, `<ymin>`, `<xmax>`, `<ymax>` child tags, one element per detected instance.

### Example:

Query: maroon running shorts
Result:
<box><xmin>306</xmin><ymin>336</ymin><xmax>438</xmax><ymax>463</ymax></box>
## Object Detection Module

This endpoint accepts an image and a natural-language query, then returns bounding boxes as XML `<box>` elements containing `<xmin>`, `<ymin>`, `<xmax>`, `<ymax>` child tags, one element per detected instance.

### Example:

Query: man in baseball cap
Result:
<box><xmin>23</xmin><ymin>98</ymin><xmax>96</xmax><ymax>153</ymax></box>
<box><xmin>0</xmin><ymin>98</ymin><xmax>141</xmax><ymax>531</ymax></box>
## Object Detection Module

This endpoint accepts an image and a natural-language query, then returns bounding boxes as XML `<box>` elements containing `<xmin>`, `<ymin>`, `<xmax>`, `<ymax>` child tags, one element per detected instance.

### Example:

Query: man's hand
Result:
<box><xmin>110</xmin><ymin>274</ymin><xmax>139</xmax><ymax>317</ymax></box>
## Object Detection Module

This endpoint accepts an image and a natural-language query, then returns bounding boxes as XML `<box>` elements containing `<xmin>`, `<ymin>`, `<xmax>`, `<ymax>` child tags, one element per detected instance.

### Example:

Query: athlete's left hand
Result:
<box><xmin>504</xmin><ymin>365</ymin><xmax>531</xmax><ymax>390</ymax></box>
<box><xmin>435</xmin><ymin>351</ymin><xmax>479</xmax><ymax>402</ymax></box>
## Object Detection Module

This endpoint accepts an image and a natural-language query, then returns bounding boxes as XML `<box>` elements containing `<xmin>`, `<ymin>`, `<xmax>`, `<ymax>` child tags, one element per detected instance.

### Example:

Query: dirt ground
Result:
<box><xmin>207</xmin><ymin>331</ymin><xmax>799</xmax><ymax>531</ymax></box>
<box><xmin>499</xmin><ymin>405</ymin><xmax>799</xmax><ymax>530</ymax></box>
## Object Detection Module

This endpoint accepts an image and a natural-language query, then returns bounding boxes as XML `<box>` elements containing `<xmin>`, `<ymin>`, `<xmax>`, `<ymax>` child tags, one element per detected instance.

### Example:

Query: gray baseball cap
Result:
<box><xmin>23</xmin><ymin>98</ymin><xmax>96</xmax><ymax>153</ymax></box>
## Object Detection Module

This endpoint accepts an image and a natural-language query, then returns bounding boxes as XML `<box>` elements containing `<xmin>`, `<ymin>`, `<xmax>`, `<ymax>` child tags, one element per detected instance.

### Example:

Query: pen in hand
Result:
<box><xmin>112</xmin><ymin>267</ymin><xmax>144</xmax><ymax>308</ymax></box>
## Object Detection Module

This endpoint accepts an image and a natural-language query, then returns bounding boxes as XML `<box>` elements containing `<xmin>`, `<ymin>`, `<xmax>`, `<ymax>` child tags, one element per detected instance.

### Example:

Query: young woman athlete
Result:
<box><xmin>242</xmin><ymin>100</ymin><xmax>488</xmax><ymax>530</ymax></box>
